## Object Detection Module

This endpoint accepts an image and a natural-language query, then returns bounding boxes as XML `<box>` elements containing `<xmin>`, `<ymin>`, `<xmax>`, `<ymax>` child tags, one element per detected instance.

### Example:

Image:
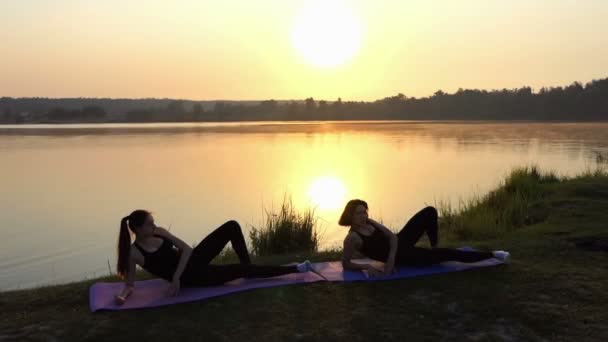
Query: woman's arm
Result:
<box><xmin>115</xmin><ymin>253</ymin><xmax>137</xmax><ymax>305</ymax></box>
<box><xmin>154</xmin><ymin>227</ymin><xmax>193</xmax><ymax>284</ymax></box>
<box><xmin>342</xmin><ymin>233</ymin><xmax>383</xmax><ymax>277</ymax></box>
<box><xmin>342</xmin><ymin>233</ymin><xmax>367</xmax><ymax>270</ymax></box>
<box><xmin>367</xmin><ymin>218</ymin><xmax>398</xmax><ymax>274</ymax></box>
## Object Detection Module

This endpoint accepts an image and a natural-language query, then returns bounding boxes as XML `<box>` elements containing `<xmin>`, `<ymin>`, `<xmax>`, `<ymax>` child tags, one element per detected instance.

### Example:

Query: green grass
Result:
<box><xmin>1</xmin><ymin>167</ymin><xmax>607</xmax><ymax>341</ymax></box>
<box><xmin>439</xmin><ymin>165</ymin><xmax>573</xmax><ymax>240</ymax></box>
<box><xmin>249</xmin><ymin>196</ymin><xmax>320</xmax><ymax>256</ymax></box>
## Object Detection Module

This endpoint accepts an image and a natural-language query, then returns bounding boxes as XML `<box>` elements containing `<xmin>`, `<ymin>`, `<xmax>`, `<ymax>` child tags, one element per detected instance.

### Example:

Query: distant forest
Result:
<box><xmin>1</xmin><ymin>77</ymin><xmax>607</xmax><ymax>124</ymax></box>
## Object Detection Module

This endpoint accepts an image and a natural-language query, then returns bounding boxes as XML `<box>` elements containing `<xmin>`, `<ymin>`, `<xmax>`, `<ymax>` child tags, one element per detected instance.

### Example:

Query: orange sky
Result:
<box><xmin>1</xmin><ymin>0</ymin><xmax>607</xmax><ymax>100</ymax></box>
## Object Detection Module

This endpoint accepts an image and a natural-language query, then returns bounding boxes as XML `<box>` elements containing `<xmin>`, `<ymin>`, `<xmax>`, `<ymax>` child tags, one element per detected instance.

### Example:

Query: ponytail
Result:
<box><xmin>117</xmin><ymin>216</ymin><xmax>131</xmax><ymax>278</ymax></box>
<box><xmin>116</xmin><ymin>209</ymin><xmax>151</xmax><ymax>278</ymax></box>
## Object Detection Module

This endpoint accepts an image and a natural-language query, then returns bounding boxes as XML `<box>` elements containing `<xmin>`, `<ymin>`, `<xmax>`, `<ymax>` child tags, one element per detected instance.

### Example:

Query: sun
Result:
<box><xmin>307</xmin><ymin>176</ymin><xmax>347</xmax><ymax>210</ymax></box>
<box><xmin>291</xmin><ymin>1</ymin><xmax>362</xmax><ymax>67</ymax></box>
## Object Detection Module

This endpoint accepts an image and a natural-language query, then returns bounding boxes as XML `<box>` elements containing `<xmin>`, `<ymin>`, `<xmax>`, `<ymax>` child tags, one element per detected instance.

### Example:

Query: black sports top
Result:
<box><xmin>134</xmin><ymin>234</ymin><xmax>180</xmax><ymax>281</ymax></box>
<box><xmin>352</xmin><ymin>227</ymin><xmax>390</xmax><ymax>262</ymax></box>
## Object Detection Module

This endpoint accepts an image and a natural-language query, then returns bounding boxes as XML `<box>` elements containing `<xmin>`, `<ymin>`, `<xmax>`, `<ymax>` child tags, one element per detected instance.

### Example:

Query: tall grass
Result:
<box><xmin>249</xmin><ymin>196</ymin><xmax>320</xmax><ymax>256</ymax></box>
<box><xmin>575</xmin><ymin>164</ymin><xmax>608</xmax><ymax>180</ymax></box>
<box><xmin>437</xmin><ymin>165</ymin><xmax>559</xmax><ymax>240</ymax></box>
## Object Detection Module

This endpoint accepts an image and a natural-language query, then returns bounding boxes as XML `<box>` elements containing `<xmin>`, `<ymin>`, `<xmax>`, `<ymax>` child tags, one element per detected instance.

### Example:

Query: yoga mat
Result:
<box><xmin>315</xmin><ymin>246</ymin><xmax>505</xmax><ymax>282</ymax></box>
<box><xmin>314</xmin><ymin>258</ymin><xmax>504</xmax><ymax>282</ymax></box>
<box><xmin>90</xmin><ymin>271</ymin><xmax>325</xmax><ymax>312</ymax></box>
<box><xmin>89</xmin><ymin>247</ymin><xmax>505</xmax><ymax>312</ymax></box>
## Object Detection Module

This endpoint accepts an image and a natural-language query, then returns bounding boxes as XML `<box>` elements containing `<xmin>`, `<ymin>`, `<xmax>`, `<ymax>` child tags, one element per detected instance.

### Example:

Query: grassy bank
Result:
<box><xmin>249</xmin><ymin>196</ymin><xmax>320</xmax><ymax>256</ymax></box>
<box><xmin>437</xmin><ymin>165</ymin><xmax>560</xmax><ymax>240</ymax></box>
<box><xmin>1</xmin><ymin>167</ymin><xmax>607</xmax><ymax>341</ymax></box>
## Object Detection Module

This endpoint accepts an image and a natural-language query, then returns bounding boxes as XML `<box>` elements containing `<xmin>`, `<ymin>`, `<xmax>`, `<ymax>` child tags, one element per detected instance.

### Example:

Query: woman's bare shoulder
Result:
<box><xmin>344</xmin><ymin>230</ymin><xmax>362</xmax><ymax>245</ymax></box>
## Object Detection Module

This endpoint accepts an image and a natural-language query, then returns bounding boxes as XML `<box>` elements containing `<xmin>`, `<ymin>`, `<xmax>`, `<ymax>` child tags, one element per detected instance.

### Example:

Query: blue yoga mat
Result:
<box><xmin>313</xmin><ymin>257</ymin><xmax>504</xmax><ymax>282</ymax></box>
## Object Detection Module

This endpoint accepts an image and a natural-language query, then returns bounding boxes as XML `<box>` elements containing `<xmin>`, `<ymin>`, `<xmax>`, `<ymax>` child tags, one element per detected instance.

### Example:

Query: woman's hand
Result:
<box><xmin>167</xmin><ymin>278</ymin><xmax>181</xmax><ymax>297</ymax></box>
<box><xmin>384</xmin><ymin>257</ymin><xmax>396</xmax><ymax>276</ymax></box>
<box><xmin>115</xmin><ymin>294</ymin><xmax>127</xmax><ymax>305</ymax></box>
<box><xmin>115</xmin><ymin>286</ymin><xmax>133</xmax><ymax>305</ymax></box>
<box><xmin>365</xmin><ymin>264</ymin><xmax>385</xmax><ymax>279</ymax></box>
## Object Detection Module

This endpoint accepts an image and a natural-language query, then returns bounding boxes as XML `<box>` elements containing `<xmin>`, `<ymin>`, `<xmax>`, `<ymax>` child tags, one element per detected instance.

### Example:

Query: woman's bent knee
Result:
<box><xmin>223</xmin><ymin>220</ymin><xmax>241</xmax><ymax>231</ymax></box>
<box><xmin>422</xmin><ymin>206</ymin><xmax>438</xmax><ymax>218</ymax></box>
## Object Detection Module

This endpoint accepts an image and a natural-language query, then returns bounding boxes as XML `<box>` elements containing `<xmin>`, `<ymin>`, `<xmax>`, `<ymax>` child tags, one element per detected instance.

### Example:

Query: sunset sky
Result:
<box><xmin>1</xmin><ymin>0</ymin><xmax>607</xmax><ymax>100</ymax></box>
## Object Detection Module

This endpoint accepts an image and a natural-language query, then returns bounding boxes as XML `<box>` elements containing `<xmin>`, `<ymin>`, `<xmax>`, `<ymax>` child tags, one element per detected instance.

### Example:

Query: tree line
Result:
<box><xmin>1</xmin><ymin>77</ymin><xmax>607</xmax><ymax>123</ymax></box>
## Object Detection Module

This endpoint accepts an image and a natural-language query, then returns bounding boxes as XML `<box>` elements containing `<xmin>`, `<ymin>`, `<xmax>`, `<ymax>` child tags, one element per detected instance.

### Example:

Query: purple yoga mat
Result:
<box><xmin>90</xmin><ymin>271</ymin><xmax>325</xmax><ymax>312</ymax></box>
<box><xmin>89</xmin><ymin>248</ymin><xmax>505</xmax><ymax>312</ymax></box>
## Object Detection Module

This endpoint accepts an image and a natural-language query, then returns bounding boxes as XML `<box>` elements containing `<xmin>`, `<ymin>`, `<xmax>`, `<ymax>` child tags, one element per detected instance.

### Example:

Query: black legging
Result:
<box><xmin>181</xmin><ymin>220</ymin><xmax>298</xmax><ymax>287</ymax></box>
<box><xmin>395</xmin><ymin>206</ymin><xmax>493</xmax><ymax>266</ymax></box>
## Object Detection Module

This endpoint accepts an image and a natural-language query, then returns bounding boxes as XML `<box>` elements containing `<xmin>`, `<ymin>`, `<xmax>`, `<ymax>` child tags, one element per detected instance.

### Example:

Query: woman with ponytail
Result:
<box><xmin>115</xmin><ymin>210</ymin><xmax>314</xmax><ymax>305</ymax></box>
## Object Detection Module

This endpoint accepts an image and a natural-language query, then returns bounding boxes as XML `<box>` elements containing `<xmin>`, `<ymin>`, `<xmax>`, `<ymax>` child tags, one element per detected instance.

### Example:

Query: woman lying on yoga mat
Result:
<box><xmin>115</xmin><ymin>209</ymin><xmax>314</xmax><ymax>304</ymax></box>
<box><xmin>340</xmin><ymin>200</ymin><xmax>510</xmax><ymax>278</ymax></box>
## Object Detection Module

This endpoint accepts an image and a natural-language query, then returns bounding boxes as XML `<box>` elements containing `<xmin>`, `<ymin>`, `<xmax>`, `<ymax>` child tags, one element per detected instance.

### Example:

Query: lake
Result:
<box><xmin>1</xmin><ymin>121</ymin><xmax>607</xmax><ymax>290</ymax></box>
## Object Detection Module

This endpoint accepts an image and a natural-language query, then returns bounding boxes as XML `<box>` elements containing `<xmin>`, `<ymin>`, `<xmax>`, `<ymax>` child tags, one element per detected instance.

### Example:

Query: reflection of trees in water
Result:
<box><xmin>2</xmin><ymin>121</ymin><xmax>608</xmax><ymax>143</ymax></box>
<box><xmin>2</xmin><ymin>123</ymin><xmax>608</xmax><ymax>167</ymax></box>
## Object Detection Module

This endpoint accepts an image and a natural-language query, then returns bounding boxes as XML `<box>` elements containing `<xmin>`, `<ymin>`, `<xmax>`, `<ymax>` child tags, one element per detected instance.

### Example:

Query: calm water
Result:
<box><xmin>1</xmin><ymin>121</ymin><xmax>607</xmax><ymax>291</ymax></box>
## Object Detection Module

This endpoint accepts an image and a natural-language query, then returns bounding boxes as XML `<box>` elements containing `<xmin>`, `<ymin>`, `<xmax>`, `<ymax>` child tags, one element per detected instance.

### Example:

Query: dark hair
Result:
<box><xmin>117</xmin><ymin>209</ymin><xmax>151</xmax><ymax>278</ymax></box>
<box><xmin>338</xmin><ymin>199</ymin><xmax>368</xmax><ymax>226</ymax></box>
